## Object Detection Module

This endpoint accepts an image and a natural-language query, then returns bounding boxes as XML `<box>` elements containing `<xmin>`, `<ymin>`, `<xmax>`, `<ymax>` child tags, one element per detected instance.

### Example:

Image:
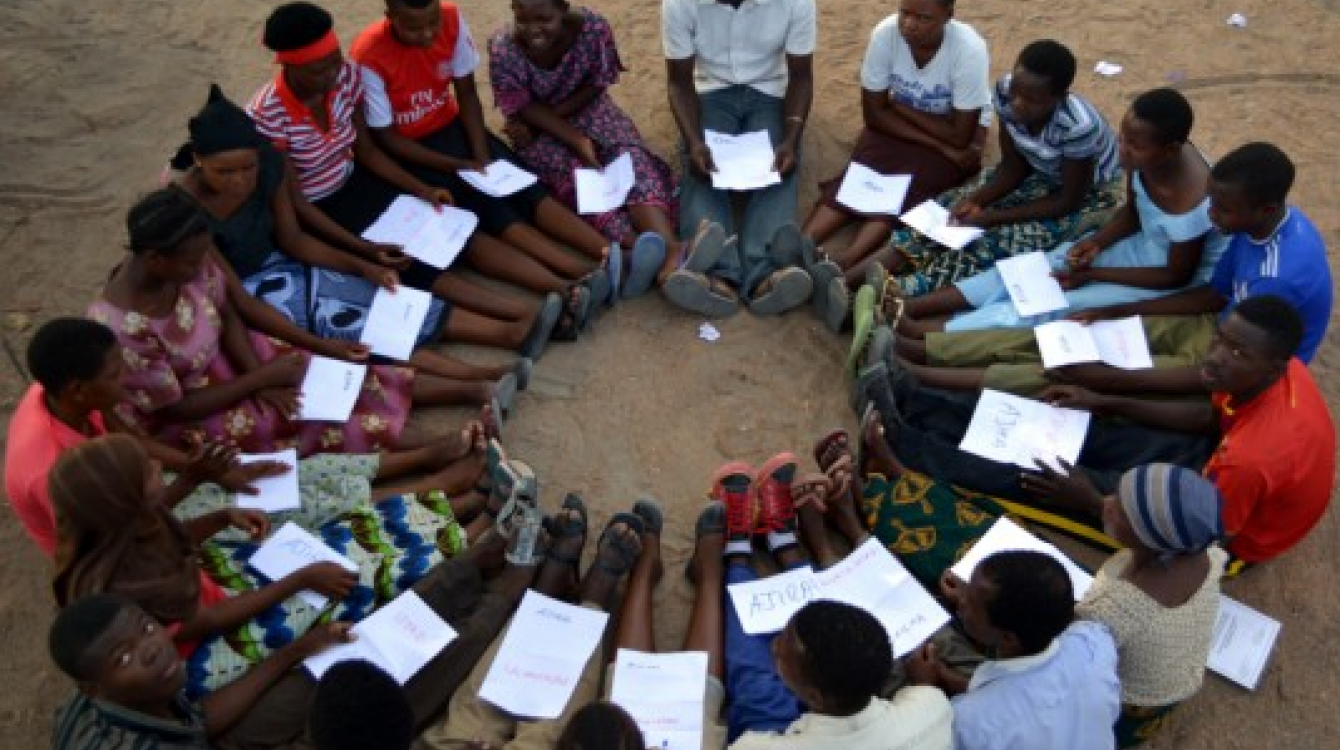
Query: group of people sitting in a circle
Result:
<box><xmin>4</xmin><ymin>2</ymin><xmax>1334</xmax><ymax>750</ymax></box>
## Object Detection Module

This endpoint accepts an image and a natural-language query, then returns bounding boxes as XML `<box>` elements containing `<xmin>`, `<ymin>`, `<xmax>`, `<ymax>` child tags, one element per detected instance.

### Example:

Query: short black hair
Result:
<box><xmin>1130</xmin><ymin>88</ymin><xmax>1194</xmax><ymax>145</ymax></box>
<box><xmin>386</xmin><ymin>0</ymin><xmax>435</xmax><ymax>9</ymax></box>
<box><xmin>49</xmin><ymin>594</ymin><xmax>136</xmax><ymax>681</ymax></box>
<box><xmin>1016</xmin><ymin>40</ymin><xmax>1076</xmax><ymax>96</ymax></box>
<box><xmin>27</xmin><ymin>318</ymin><xmax>117</xmax><ymax>395</ymax></box>
<box><xmin>125</xmin><ymin>188</ymin><xmax>209</xmax><ymax>256</ymax></box>
<box><xmin>558</xmin><ymin>701</ymin><xmax>645</xmax><ymax>750</ymax></box>
<box><xmin>791</xmin><ymin>600</ymin><xmax>891</xmax><ymax>714</ymax></box>
<box><xmin>977</xmin><ymin>551</ymin><xmax>1074</xmax><ymax>655</ymax></box>
<box><xmin>1211</xmin><ymin>142</ymin><xmax>1295</xmax><ymax>206</ymax></box>
<box><xmin>264</xmin><ymin>2</ymin><xmax>334</xmax><ymax>52</ymax></box>
<box><xmin>310</xmin><ymin>661</ymin><xmax>414</xmax><ymax>750</ymax></box>
<box><xmin>1231</xmin><ymin>295</ymin><xmax>1305</xmax><ymax>361</ymax></box>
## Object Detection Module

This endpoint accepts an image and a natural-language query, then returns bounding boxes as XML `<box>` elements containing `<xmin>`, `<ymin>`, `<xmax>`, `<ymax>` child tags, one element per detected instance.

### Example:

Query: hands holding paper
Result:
<box><xmin>1019</xmin><ymin>458</ymin><xmax>1105</xmax><ymax>518</ymax></box>
<box><xmin>220</xmin><ymin>507</ymin><xmax>271</xmax><ymax>539</ymax></box>
<box><xmin>318</xmin><ymin>339</ymin><xmax>372</xmax><ymax>364</ymax></box>
<box><xmin>949</xmin><ymin>197</ymin><xmax>989</xmax><ymax>227</ymax></box>
<box><xmin>294</xmin><ymin>561</ymin><xmax>359</xmax><ymax>600</ymax></box>
<box><xmin>292</xmin><ymin>621</ymin><xmax>358</xmax><ymax>658</ymax></box>
<box><xmin>687</xmin><ymin>141</ymin><xmax>716</xmax><ymax>180</ymax></box>
<box><xmin>366</xmin><ymin>241</ymin><xmax>415</xmax><ymax>272</ymax></box>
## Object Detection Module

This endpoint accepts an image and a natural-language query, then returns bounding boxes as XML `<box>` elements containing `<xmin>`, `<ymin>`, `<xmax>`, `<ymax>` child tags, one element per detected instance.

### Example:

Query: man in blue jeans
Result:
<box><xmin>661</xmin><ymin>0</ymin><xmax>817</xmax><ymax>317</ymax></box>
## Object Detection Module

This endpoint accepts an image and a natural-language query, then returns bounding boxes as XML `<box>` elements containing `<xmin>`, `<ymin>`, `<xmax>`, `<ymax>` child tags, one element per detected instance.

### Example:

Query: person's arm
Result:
<box><xmin>202</xmin><ymin>622</ymin><xmax>355</xmax><ymax>736</ymax></box>
<box><xmin>772</xmin><ymin>53</ymin><xmax>813</xmax><ymax>176</ymax></box>
<box><xmin>512</xmin><ymin>90</ymin><xmax>606</xmax><ymax>168</ymax></box>
<box><xmin>1071</xmin><ymin>234</ymin><xmax>1207</xmax><ymax>290</ymax></box>
<box><xmin>860</xmin><ymin>89</ymin><xmax>949</xmax><ymax>150</ymax></box>
<box><xmin>1074</xmin><ymin>284</ymin><xmax>1228</xmax><ymax>323</ymax></box>
<box><xmin>172</xmin><ymin>562</ymin><xmax>357</xmax><ymax>644</ymax></box>
<box><xmin>953</xmin><ymin>126</ymin><xmax>1029</xmax><ymax>220</ymax></box>
<box><xmin>666</xmin><ymin>56</ymin><xmax>713</xmax><ymax>179</ymax></box>
<box><xmin>351</xmin><ymin>111</ymin><xmax>449</xmax><ymax>205</ymax></box>
<box><xmin>269</xmin><ymin>168</ymin><xmax>393</xmax><ymax>287</ymax></box>
<box><xmin>1049</xmin><ymin>362</ymin><xmax>1209</xmax><ymax>396</ymax></box>
<box><xmin>889</xmin><ymin>101</ymin><xmax>982</xmax><ymax>149</ymax></box>
<box><xmin>1041</xmin><ymin>385</ymin><xmax>1218</xmax><ymax>434</ymax></box>
<box><xmin>977</xmin><ymin>155</ymin><xmax>1097</xmax><ymax>228</ymax></box>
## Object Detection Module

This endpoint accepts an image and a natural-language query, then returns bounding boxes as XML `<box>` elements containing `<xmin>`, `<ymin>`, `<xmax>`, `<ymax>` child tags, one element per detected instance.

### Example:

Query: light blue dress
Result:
<box><xmin>945</xmin><ymin>170</ymin><xmax>1228</xmax><ymax>331</ymax></box>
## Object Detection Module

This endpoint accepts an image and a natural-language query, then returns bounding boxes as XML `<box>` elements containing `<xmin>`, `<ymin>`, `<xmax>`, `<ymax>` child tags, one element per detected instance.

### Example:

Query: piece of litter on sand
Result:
<box><xmin>1094</xmin><ymin>61</ymin><xmax>1123</xmax><ymax>77</ymax></box>
<box><xmin>698</xmin><ymin>322</ymin><xmax>721</xmax><ymax>342</ymax></box>
<box><xmin>1165</xmin><ymin>70</ymin><xmax>1188</xmax><ymax>83</ymax></box>
<box><xmin>1227</xmin><ymin>13</ymin><xmax>1247</xmax><ymax>28</ymax></box>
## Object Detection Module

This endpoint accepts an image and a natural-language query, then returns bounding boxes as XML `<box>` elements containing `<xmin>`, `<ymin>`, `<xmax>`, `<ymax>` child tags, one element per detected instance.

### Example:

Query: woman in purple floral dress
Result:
<box><xmin>490</xmin><ymin>0</ymin><xmax>680</xmax><ymax>283</ymax></box>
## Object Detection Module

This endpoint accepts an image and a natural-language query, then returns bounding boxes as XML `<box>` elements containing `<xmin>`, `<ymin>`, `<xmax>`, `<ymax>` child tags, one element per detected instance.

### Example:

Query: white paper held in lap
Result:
<box><xmin>248</xmin><ymin>521</ymin><xmax>357</xmax><ymax>608</ymax></box>
<box><xmin>1207</xmin><ymin>596</ymin><xmax>1280</xmax><ymax>690</ymax></box>
<box><xmin>949</xmin><ymin>517</ymin><xmax>1094</xmax><ymax>600</ymax></box>
<box><xmin>704</xmin><ymin>130</ymin><xmax>781</xmax><ymax>191</ymax></box>
<box><xmin>459</xmin><ymin>160</ymin><xmax>538</xmax><ymax>197</ymax></box>
<box><xmin>996</xmin><ymin>252</ymin><xmax>1070</xmax><ymax>317</ymax></box>
<box><xmin>304</xmin><ymin>591</ymin><xmax>457</xmax><ymax>684</ymax></box>
<box><xmin>814</xmin><ymin>537</ymin><xmax>950</xmax><ymax>656</ymax></box>
<box><xmin>959</xmin><ymin>389</ymin><xmax>1091</xmax><ymax>470</ymax></box>
<box><xmin>726</xmin><ymin>565</ymin><xmax>820</xmax><ymax>635</ymax></box>
<box><xmin>1033</xmin><ymin>316</ymin><xmax>1154</xmax><ymax>370</ymax></box>
<box><xmin>610</xmin><ymin>649</ymin><xmax>708</xmax><ymax>750</ymax></box>
<box><xmin>361</xmin><ymin>196</ymin><xmax>478</xmax><ymax>270</ymax></box>
<box><xmin>899</xmin><ymin>199</ymin><xmax>984</xmax><ymax>250</ymax></box>
<box><xmin>297</xmin><ymin>356</ymin><xmax>367</xmax><ymax>423</ymax></box>
<box><xmin>234</xmin><ymin>449</ymin><xmax>300</xmax><ymax>512</ymax></box>
<box><xmin>835</xmin><ymin>163</ymin><xmax>912</xmax><ymax>215</ymax></box>
<box><xmin>361</xmin><ymin>286</ymin><xmax>432</xmax><ymax>362</ymax></box>
<box><xmin>574</xmin><ymin>153</ymin><xmax>635</xmax><ymax>214</ymax></box>
<box><xmin>478</xmin><ymin>590</ymin><xmax>609</xmax><ymax>718</ymax></box>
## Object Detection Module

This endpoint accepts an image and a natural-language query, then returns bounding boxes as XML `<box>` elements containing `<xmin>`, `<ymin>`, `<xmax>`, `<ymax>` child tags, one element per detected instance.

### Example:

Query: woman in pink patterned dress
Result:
<box><xmin>88</xmin><ymin>188</ymin><xmax>497</xmax><ymax>456</ymax></box>
<box><xmin>490</xmin><ymin>0</ymin><xmax>680</xmax><ymax>284</ymax></box>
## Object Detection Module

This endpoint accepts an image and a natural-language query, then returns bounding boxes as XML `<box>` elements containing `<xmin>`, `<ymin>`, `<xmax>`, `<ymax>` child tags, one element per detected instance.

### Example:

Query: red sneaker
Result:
<box><xmin>710</xmin><ymin>462</ymin><xmax>755</xmax><ymax>550</ymax></box>
<box><xmin>754</xmin><ymin>452</ymin><xmax>799</xmax><ymax>536</ymax></box>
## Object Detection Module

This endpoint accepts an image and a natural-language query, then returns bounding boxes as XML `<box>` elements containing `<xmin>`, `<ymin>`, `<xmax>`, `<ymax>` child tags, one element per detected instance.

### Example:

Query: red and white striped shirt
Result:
<box><xmin>247</xmin><ymin>61</ymin><xmax>361</xmax><ymax>201</ymax></box>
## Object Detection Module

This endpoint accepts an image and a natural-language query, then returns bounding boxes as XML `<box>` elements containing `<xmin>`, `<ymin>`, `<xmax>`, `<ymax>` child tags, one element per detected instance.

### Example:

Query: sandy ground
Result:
<box><xmin>2</xmin><ymin>0</ymin><xmax>1338</xmax><ymax>747</ymax></box>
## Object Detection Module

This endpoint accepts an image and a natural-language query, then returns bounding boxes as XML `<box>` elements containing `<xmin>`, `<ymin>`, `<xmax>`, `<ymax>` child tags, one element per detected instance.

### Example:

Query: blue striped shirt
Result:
<box><xmin>993</xmin><ymin>76</ymin><xmax>1120</xmax><ymax>185</ymax></box>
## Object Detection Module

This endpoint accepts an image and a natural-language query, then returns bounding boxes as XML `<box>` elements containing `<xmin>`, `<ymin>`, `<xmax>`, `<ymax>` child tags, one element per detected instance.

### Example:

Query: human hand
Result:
<box><xmin>904</xmin><ymin>643</ymin><xmax>944</xmax><ymax>686</ymax></box>
<box><xmin>688</xmin><ymin>142</ymin><xmax>716</xmax><ymax>180</ymax></box>
<box><xmin>256</xmin><ymin>387</ymin><xmax>301</xmax><ymax>420</ymax></box>
<box><xmin>772</xmin><ymin>143</ymin><xmax>797</xmax><ymax>176</ymax></box>
<box><xmin>297</xmin><ymin>562</ymin><xmax>359</xmax><ymax>599</ymax></box>
<box><xmin>360</xmin><ymin>262</ymin><xmax>399</xmax><ymax>291</ymax></box>
<box><xmin>942</xmin><ymin>144</ymin><xmax>983</xmax><ymax>172</ymax></box>
<box><xmin>321</xmin><ymin>339</ymin><xmax>371</xmax><ymax>363</ymax></box>
<box><xmin>1052</xmin><ymin>267</ymin><xmax>1091</xmax><ymax>291</ymax></box>
<box><xmin>217</xmin><ymin>459</ymin><xmax>291</xmax><ymax>495</ymax></box>
<box><xmin>419</xmin><ymin>186</ymin><xmax>455</xmax><ymax>210</ymax></box>
<box><xmin>949</xmin><ymin>197</ymin><xmax>985</xmax><ymax>226</ymax></box>
<box><xmin>574</xmin><ymin>136</ymin><xmax>602</xmax><ymax>170</ymax></box>
<box><xmin>502</xmin><ymin>120</ymin><xmax>534</xmax><ymax>150</ymax></box>
<box><xmin>222</xmin><ymin>508</ymin><xmax>271</xmax><ymax>539</ymax></box>
<box><xmin>1038</xmin><ymin>384</ymin><xmax>1104</xmax><ymax>413</ymax></box>
<box><xmin>257</xmin><ymin>353</ymin><xmax>307</xmax><ymax>389</ymax></box>
<box><xmin>1067</xmin><ymin>305</ymin><xmax>1123</xmax><ymax>325</ymax></box>
<box><xmin>1066</xmin><ymin>238</ymin><xmax>1102</xmax><ymax>270</ymax></box>
<box><xmin>368</xmin><ymin>242</ymin><xmax>414</xmax><ymax>271</ymax></box>
<box><xmin>293</xmin><ymin>621</ymin><xmax>356</xmax><ymax>658</ymax></box>
<box><xmin>1019</xmin><ymin>458</ymin><xmax>1104</xmax><ymax>514</ymax></box>
<box><xmin>181</xmin><ymin>438</ymin><xmax>240</xmax><ymax>484</ymax></box>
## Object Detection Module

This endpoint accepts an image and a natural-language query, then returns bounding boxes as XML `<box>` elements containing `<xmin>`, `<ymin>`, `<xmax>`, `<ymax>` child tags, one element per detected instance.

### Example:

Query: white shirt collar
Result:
<box><xmin>967</xmin><ymin>637</ymin><xmax>1061</xmax><ymax>691</ymax></box>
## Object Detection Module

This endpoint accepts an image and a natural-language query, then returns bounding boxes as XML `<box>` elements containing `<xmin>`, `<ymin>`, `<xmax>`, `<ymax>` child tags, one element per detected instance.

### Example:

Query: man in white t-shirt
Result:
<box><xmin>661</xmin><ymin>0</ymin><xmax>817</xmax><ymax>318</ymax></box>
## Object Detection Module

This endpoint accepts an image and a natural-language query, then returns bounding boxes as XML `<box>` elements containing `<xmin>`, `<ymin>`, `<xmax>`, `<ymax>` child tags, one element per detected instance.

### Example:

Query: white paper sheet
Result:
<box><xmin>478</xmin><ymin>591</ymin><xmax>610</xmax><ymax>718</ymax></box>
<box><xmin>726</xmin><ymin>565</ymin><xmax>821</xmax><ymax>635</ymax></box>
<box><xmin>297</xmin><ymin>356</ymin><xmax>367</xmax><ymax>423</ymax></box>
<box><xmin>360</xmin><ymin>286</ymin><xmax>432</xmax><ymax>361</ymax></box>
<box><xmin>958</xmin><ymin>389</ymin><xmax>1091</xmax><ymax>470</ymax></box>
<box><xmin>949</xmin><ymin>517</ymin><xmax>1094</xmax><ymax>600</ymax></box>
<box><xmin>304</xmin><ymin>590</ymin><xmax>458</xmax><ymax>684</ymax></box>
<box><xmin>835</xmin><ymin>163</ymin><xmax>912</xmax><ymax>215</ymax></box>
<box><xmin>574</xmin><ymin>153</ymin><xmax>635</xmax><ymax>215</ymax></box>
<box><xmin>234</xmin><ymin>449</ymin><xmax>300</xmax><ymax>512</ymax></box>
<box><xmin>815</xmin><ymin>537</ymin><xmax>950</xmax><ymax>655</ymax></box>
<box><xmin>247</xmin><ymin>522</ymin><xmax>357</xmax><ymax>608</ymax></box>
<box><xmin>1034</xmin><ymin>317</ymin><xmax>1154</xmax><ymax>370</ymax></box>
<box><xmin>610</xmin><ymin>650</ymin><xmax>708</xmax><ymax>750</ymax></box>
<box><xmin>996</xmin><ymin>252</ymin><xmax>1070</xmax><ymax>317</ymax></box>
<box><xmin>898</xmin><ymin>200</ymin><xmax>985</xmax><ymax>250</ymax></box>
<box><xmin>1207</xmin><ymin>596</ymin><xmax>1280</xmax><ymax>690</ymax></box>
<box><xmin>459</xmin><ymin>160</ymin><xmax>538</xmax><ymax>197</ymax></box>
<box><xmin>360</xmin><ymin>195</ymin><xmax>478</xmax><ymax>269</ymax></box>
<box><xmin>704</xmin><ymin>130</ymin><xmax>781</xmax><ymax>191</ymax></box>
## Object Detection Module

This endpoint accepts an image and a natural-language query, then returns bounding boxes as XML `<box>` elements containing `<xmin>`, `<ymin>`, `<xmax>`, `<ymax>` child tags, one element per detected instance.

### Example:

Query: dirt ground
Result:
<box><xmin>2</xmin><ymin>0</ymin><xmax>1338</xmax><ymax>747</ymax></box>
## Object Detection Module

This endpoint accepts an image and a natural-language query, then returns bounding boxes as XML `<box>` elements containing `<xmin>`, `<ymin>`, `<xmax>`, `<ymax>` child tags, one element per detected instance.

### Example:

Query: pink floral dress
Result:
<box><xmin>88</xmin><ymin>257</ymin><xmax>412</xmax><ymax>456</ymax></box>
<box><xmin>489</xmin><ymin>7</ymin><xmax>676</xmax><ymax>241</ymax></box>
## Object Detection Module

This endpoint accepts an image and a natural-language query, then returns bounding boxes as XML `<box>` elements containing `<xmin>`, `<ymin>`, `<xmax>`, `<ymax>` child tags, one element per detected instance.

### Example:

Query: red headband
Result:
<box><xmin>273</xmin><ymin>29</ymin><xmax>340</xmax><ymax>65</ymax></box>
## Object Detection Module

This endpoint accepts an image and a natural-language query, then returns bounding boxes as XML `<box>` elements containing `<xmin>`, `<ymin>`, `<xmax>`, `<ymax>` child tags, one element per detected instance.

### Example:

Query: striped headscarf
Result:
<box><xmin>1117</xmin><ymin>463</ymin><xmax>1224</xmax><ymax>554</ymax></box>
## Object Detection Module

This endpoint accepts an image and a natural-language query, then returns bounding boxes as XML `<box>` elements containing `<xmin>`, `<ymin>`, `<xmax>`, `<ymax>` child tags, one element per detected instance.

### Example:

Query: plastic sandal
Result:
<box><xmin>594</xmin><ymin>512</ymin><xmax>645</xmax><ymax>577</ymax></box>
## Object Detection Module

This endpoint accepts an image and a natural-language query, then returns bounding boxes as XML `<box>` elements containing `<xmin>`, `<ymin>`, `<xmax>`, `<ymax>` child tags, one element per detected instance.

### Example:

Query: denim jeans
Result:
<box><xmin>723</xmin><ymin>561</ymin><xmax>804</xmax><ymax>743</ymax></box>
<box><xmin>679</xmin><ymin>85</ymin><xmax>799</xmax><ymax>294</ymax></box>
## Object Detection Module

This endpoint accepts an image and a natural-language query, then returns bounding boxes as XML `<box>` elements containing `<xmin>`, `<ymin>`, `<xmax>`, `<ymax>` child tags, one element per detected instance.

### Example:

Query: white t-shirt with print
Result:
<box><xmin>859</xmin><ymin>16</ymin><xmax>991</xmax><ymax>127</ymax></box>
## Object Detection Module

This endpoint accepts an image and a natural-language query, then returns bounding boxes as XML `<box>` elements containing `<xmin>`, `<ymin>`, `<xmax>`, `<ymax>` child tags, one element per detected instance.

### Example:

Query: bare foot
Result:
<box><xmin>794</xmin><ymin>476</ymin><xmax>839</xmax><ymax>568</ymax></box>
<box><xmin>579</xmin><ymin>520</ymin><xmax>642</xmax><ymax>610</ymax></box>
<box><xmin>535</xmin><ymin>500</ymin><xmax>587</xmax><ymax>600</ymax></box>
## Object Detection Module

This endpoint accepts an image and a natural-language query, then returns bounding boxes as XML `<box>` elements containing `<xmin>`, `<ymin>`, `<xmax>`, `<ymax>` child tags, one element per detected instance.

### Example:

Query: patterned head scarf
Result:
<box><xmin>1117</xmin><ymin>463</ymin><xmax>1224</xmax><ymax>554</ymax></box>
